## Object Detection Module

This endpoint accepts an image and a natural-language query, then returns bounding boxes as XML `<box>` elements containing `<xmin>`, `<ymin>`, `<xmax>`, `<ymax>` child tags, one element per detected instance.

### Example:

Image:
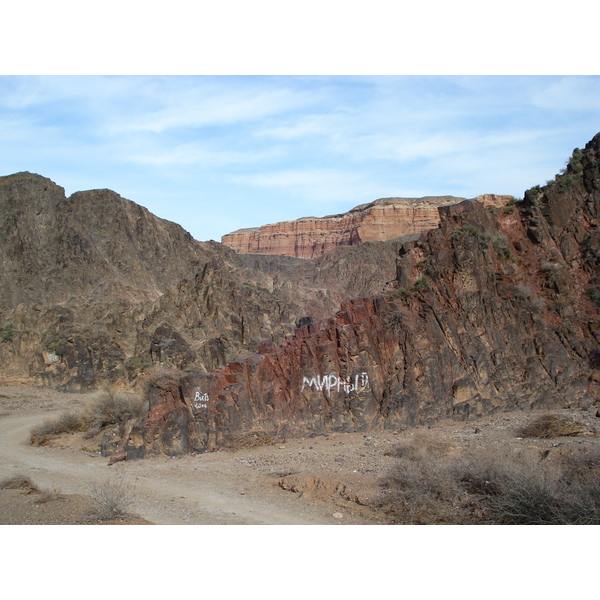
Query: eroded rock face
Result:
<box><xmin>0</xmin><ymin>172</ymin><xmax>405</xmax><ymax>390</ymax></box>
<box><xmin>135</xmin><ymin>135</ymin><xmax>600</xmax><ymax>453</ymax></box>
<box><xmin>221</xmin><ymin>195</ymin><xmax>512</xmax><ymax>259</ymax></box>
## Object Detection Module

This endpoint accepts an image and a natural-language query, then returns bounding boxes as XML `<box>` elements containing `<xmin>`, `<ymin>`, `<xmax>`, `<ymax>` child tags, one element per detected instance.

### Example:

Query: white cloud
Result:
<box><xmin>234</xmin><ymin>168</ymin><xmax>382</xmax><ymax>205</ymax></box>
<box><xmin>125</xmin><ymin>142</ymin><xmax>282</xmax><ymax>168</ymax></box>
<box><xmin>529</xmin><ymin>77</ymin><xmax>600</xmax><ymax>111</ymax></box>
<box><xmin>112</xmin><ymin>82</ymin><xmax>323</xmax><ymax>134</ymax></box>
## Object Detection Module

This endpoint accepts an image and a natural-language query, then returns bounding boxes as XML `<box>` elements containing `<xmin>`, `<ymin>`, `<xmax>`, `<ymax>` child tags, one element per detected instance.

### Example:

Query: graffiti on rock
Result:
<box><xmin>194</xmin><ymin>390</ymin><xmax>210</xmax><ymax>409</ymax></box>
<box><xmin>301</xmin><ymin>372</ymin><xmax>370</xmax><ymax>396</ymax></box>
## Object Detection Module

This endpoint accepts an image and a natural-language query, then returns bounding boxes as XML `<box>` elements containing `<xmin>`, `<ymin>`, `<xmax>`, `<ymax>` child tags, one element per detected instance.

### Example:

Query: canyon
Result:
<box><xmin>221</xmin><ymin>194</ymin><xmax>512</xmax><ymax>258</ymax></box>
<box><xmin>1</xmin><ymin>134</ymin><xmax>599</xmax><ymax>460</ymax></box>
<box><xmin>130</xmin><ymin>135</ymin><xmax>600</xmax><ymax>455</ymax></box>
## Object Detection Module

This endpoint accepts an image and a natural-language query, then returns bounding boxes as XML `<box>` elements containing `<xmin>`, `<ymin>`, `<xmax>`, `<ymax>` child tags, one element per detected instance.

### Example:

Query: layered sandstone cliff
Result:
<box><xmin>222</xmin><ymin>194</ymin><xmax>512</xmax><ymax>258</ymax></box>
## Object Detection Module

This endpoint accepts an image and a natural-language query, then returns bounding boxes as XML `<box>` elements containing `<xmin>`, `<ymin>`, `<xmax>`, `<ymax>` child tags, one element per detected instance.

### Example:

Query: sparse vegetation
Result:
<box><xmin>0</xmin><ymin>474</ymin><xmax>40</xmax><ymax>493</ymax></box>
<box><xmin>88</xmin><ymin>475</ymin><xmax>135</xmax><ymax>521</ymax></box>
<box><xmin>0</xmin><ymin>474</ymin><xmax>62</xmax><ymax>504</ymax></box>
<box><xmin>524</xmin><ymin>185</ymin><xmax>542</xmax><ymax>204</ymax></box>
<box><xmin>85</xmin><ymin>389</ymin><xmax>146</xmax><ymax>428</ymax></box>
<box><xmin>394</xmin><ymin>276</ymin><xmax>431</xmax><ymax>302</ymax></box>
<box><xmin>501</xmin><ymin>194</ymin><xmax>522</xmax><ymax>214</ymax></box>
<box><xmin>416</xmin><ymin>256</ymin><xmax>441</xmax><ymax>281</ymax></box>
<box><xmin>387</xmin><ymin>310</ymin><xmax>404</xmax><ymax>332</ymax></box>
<box><xmin>451</xmin><ymin>225</ymin><xmax>514</xmax><ymax>261</ymax></box>
<box><xmin>0</xmin><ymin>322</ymin><xmax>13</xmax><ymax>343</ymax></box>
<box><xmin>380</xmin><ymin>432</ymin><xmax>600</xmax><ymax>525</ymax></box>
<box><xmin>29</xmin><ymin>388</ymin><xmax>145</xmax><ymax>446</ymax></box>
<box><xmin>30</xmin><ymin>410</ymin><xmax>91</xmax><ymax>445</ymax></box>
<box><xmin>228</xmin><ymin>430</ymin><xmax>275</xmax><ymax>451</ymax></box>
<box><xmin>517</xmin><ymin>414</ymin><xmax>596</xmax><ymax>439</ymax></box>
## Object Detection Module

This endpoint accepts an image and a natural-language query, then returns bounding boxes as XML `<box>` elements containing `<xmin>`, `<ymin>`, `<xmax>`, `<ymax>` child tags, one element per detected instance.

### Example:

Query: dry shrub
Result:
<box><xmin>30</xmin><ymin>388</ymin><xmax>145</xmax><ymax>446</ymax></box>
<box><xmin>0</xmin><ymin>474</ymin><xmax>63</xmax><ymax>504</ymax></box>
<box><xmin>34</xmin><ymin>487</ymin><xmax>62</xmax><ymax>504</ymax></box>
<box><xmin>88</xmin><ymin>475</ymin><xmax>135</xmax><ymax>521</ymax></box>
<box><xmin>30</xmin><ymin>410</ymin><xmax>91</xmax><ymax>446</ymax></box>
<box><xmin>141</xmin><ymin>365</ymin><xmax>182</xmax><ymax>392</ymax></box>
<box><xmin>228</xmin><ymin>430</ymin><xmax>274</xmax><ymax>451</ymax></box>
<box><xmin>517</xmin><ymin>414</ymin><xmax>596</xmax><ymax>439</ymax></box>
<box><xmin>385</xmin><ymin>431</ymin><xmax>457</xmax><ymax>460</ymax></box>
<box><xmin>84</xmin><ymin>390</ymin><xmax>145</xmax><ymax>428</ymax></box>
<box><xmin>0</xmin><ymin>474</ymin><xmax>40</xmax><ymax>493</ymax></box>
<box><xmin>381</xmin><ymin>433</ymin><xmax>465</xmax><ymax>524</ymax></box>
<box><xmin>381</xmin><ymin>438</ymin><xmax>600</xmax><ymax>524</ymax></box>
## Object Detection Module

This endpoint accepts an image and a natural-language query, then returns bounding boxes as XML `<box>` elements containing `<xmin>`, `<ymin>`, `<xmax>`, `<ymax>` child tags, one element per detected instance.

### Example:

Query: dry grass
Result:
<box><xmin>0</xmin><ymin>474</ymin><xmax>40</xmax><ymax>493</ymax></box>
<box><xmin>34</xmin><ymin>487</ymin><xmax>62</xmax><ymax>504</ymax></box>
<box><xmin>228</xmin><ymin>430</ymin><xmax>275</xmax><ymax>451</ymax></box>
<box><xmin>88</xmin><ymin>475</ymin><xmax>135</xmax><ymax>521</ymax></box>
<box><xmin>517</xmin><ymin>414</ymin><xmax>596</xmax><ymax>439</ymax></box>
<box><xmin>0</xmin><ymin>474</ymin><xmax>62</xmax><ymax>503</ymax></box>
<box><xmin>84</xmin><ymin>390</ymin><xmax>145</xmax><ymax>427</ymax></box>
<box><xmin>384</xmin><ymin>431</ymin><xmax>457</xmax><ymax>460</ymax></box>
<box><xmin>29</xmin><ymin>410</ymin><xmax>91</xmax><ymax>445</ymax></box>
<box><xmin>29</xmin><ymin>388</ymin><xmax>145</xmax><ymax>446</ymax></box>
<box><xmin>380</xmin><ymin>435</ymin><xmax>600</xmax><ymax>525</ymax></box>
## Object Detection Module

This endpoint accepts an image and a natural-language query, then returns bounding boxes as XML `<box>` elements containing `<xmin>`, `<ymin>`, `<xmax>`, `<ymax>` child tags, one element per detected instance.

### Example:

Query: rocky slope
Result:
<box><xmin>222</xmin><ymin>194</ymin><xmax>512</xmax><ymax>258</ymax></box>
<box><xmin>121</xmin><ymin>134</ymin><xmax>600</xmax><ymax>456</ymax></box>
<box><xmin>0</xmin><ymin>173</ymin><xmax>402</xmax><ymax>390</ymax></box>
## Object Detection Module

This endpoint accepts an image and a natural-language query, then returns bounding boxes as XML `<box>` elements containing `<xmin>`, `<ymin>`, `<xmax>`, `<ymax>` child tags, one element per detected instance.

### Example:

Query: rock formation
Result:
<box><xmin>0</xmin><ymin>173</ymin><xmax>402</xmax><ymax>389</ymax></box>
<box><xmin>221</xmin><ymin>194</ymin><xmax>512</xmax><ymax>258</ymax></box>
<box><xmin>124</xmin><ymin>135</ymin><xmax>600</xmax><ymax>456</ymax></box>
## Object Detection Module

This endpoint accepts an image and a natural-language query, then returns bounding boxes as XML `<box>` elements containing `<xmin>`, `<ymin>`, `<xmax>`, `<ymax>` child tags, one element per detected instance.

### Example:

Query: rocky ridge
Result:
<box><xmin>121</xmin><ymin>134</ymin><xmax>600</xmax><ymax>456</ymax></box>
<box><xmin>0</xmin><ymin>173</ymin><xmax>402</xmax><ymax>390</ymax></box>
<box><xmin>221</xmin><ymin>194</ymin><xmax>512</xmax><ymax>258</ymax></box>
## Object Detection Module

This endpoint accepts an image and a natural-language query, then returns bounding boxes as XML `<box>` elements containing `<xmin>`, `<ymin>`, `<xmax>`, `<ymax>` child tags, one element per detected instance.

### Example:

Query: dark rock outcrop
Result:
<box><xmin>128</xmin><ymin>134</ymin><xmax>600</xmax><ymax>454</ymax></box>
<box><xmin>0</xmin><ymin>173</ymin><xmax>402</xmax><ymax>389</ymax></box>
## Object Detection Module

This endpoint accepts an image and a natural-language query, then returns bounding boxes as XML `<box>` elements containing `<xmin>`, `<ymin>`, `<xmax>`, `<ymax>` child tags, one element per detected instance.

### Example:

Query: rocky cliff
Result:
<box><xmin>0</xmin><ymin>173</ymin><xmax>220</xmax><ymax>310</ymax></box>
<box><xmin>0</xmin><ymin>174</ymin><xmax>402</xmax><ymax>389</ymax></box>
<box><xmin>124</xmin><ymin>135</ymin><xmax>600</xmax><ymax>456</ymax></box>
<box><xmin>222</xmin><ymin>194</ymin><xmax>512</xmax><ymax>258</ymax></box>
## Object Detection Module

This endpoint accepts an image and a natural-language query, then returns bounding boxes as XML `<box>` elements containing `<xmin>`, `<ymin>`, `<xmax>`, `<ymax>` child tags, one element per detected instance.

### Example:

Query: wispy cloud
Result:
<box><xmin>0</xmin><ymin>75</ymin><xmax>598</xmax><ymax>241</ymax></box>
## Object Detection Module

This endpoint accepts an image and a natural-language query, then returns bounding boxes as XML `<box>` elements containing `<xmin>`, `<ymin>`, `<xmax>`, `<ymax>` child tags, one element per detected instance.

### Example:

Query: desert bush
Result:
<box><xmin>0</xmin><ymin>322</ymin><xmax>14</xmax><ymax>343</ymax></box>
<box><xmin>88</xmin><ymin>475</ymin><xmax>135</xmax><ymax>521</ymax></box>
<box><xmin>381</xmin><ymin>437</ymin><xmax>600</xmax><ymax>525</ymax></box>
<box><xmin>0</xmin><ymin>474</ymin><xmax>40</xmax><ymax>493</ymax></box>
<box><xmin>381</xmin><ymin>433</ymin><xmax>466</xmax><ymax>524</ymax></box>
<box><xmin>30</xmin><ymin>388</ymin><xmax>145</xmax><ymax>445</ymax></box>
<box><xmin>384</xmin><ymin>431</ymin><xmax>456</xmax><ymax>460</ymax></box>
<box><xmin>34</xmin><ymin>487</ymin><xmax>62</xmax><ymax>504</ymax></box>
<box><xmin>228</xmin><ymin>430</ymin><xmax>274</xmax><ymax>451</ymax></box>
<box><xmin>387</xmin><ymin>310</ymin><xmax>404</xmax><ymax>333</ymax></box>
<box><xmin>382</xmin><ymin>453</ymin><xmax>464</xmax><ymax>524</ymax></box>
<box><xmin>85</xmin><ymin>390</ymin><xmax>145</xmax><ymax>428</ymax></box>
<box><xmin>517</xmin><ymin>414</ymin><xmax>596</xmax><ymax>439</ymax></box>
<box><xmin>30</xmin><ymin>410</ymin><xmax>91</xmax><ymax>445</ymax></box>
<box><xmin>469</xmin><ymin>449</ymin><xmax>600</xmax><ymax>525</ymax></box>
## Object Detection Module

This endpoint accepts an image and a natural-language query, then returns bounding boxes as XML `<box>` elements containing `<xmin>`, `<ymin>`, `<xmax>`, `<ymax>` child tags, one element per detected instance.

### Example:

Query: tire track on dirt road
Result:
<box><xmin>0</xmin><ymin>409</ymin><xmax>331</xmax><ymax>525</ymax></box>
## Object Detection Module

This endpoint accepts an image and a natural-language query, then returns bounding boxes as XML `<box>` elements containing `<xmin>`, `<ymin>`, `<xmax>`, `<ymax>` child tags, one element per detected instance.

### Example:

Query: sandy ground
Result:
<box><xmin>1</xmin><ymin>385</ymin><xmax>599</xmax><ymax>525</ymax></box>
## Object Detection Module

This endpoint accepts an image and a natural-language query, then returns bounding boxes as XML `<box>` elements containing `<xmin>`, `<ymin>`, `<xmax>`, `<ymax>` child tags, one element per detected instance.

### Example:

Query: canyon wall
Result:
<box><xmin>119</xmin><ymin>134</ymin><xmax>600</xmax><ymax>455</ymax></box>
<box><xmin>0</xmin><ymin>173</ymin><xmax>402</xmax><ymax>389</ymax></box>
<box><xmin>222</xmin><ymin>194</ymin><xmax>512</xmax><ymax>259</ymax></box>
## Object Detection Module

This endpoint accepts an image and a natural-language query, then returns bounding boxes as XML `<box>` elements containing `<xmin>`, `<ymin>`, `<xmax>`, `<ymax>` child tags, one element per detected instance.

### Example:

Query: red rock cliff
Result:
<box><xmin>123</xmin><ymin>134</ymin><xmax>600</xmax><ymax>455</ymax></box>
<box><xmin>221</xmin><ymin>195</ymin><xmax>512</xmax><ymax>259</ymax></box>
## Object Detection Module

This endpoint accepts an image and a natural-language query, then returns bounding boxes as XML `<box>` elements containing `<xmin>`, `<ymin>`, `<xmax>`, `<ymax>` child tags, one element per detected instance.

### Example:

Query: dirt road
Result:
<box><xmin>0</xmin><ymin>387</ymin><xmax>384</xmax><ymax>524</ymax></box>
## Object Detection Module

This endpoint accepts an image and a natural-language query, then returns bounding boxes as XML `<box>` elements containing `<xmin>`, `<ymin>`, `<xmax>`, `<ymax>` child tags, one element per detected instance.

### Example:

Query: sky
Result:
<box><xmin>2</xmin><ymin>0</ymin><xmax>598</xmax><ymax>589</ymax></box>
<box><xmin>1</xmin><ymin>74</ymin><xmax>598</xmax><ymax>242</ymax></box>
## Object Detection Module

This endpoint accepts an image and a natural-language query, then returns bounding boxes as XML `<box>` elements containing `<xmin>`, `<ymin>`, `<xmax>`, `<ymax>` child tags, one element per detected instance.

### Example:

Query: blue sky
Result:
<box><xmin>1</xmin><ymin>75</ymin><xmax>599</xmax><ymax>242</ymax></box>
